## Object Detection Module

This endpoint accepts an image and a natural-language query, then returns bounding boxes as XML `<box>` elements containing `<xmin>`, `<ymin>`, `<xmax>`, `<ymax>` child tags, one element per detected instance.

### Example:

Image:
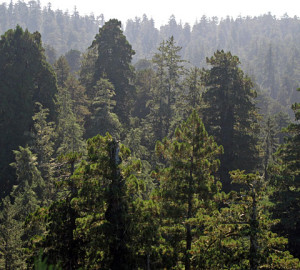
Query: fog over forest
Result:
<box><xmin>0</xmin><ymin>1</ymin><xmax>299</xmax><ymax>269</ymax></box>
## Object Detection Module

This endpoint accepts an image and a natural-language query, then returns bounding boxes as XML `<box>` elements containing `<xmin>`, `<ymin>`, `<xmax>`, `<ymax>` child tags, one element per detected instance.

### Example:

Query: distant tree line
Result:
<box><xmin>0</xmin><ymin>1</ymin><xmax>299</xmax><ymax>112</ymax></box>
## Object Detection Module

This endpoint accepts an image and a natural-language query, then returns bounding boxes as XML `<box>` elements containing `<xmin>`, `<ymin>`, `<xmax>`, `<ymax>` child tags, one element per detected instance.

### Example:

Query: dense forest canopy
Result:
<box><xmin>0</xmin><ymin>1</ymin><xmax>300</xmax><ymax>112</ymax></box>
<box><xmin>0</xmin><ymin>1</ymin><xmax>300</xmax><ymax>269</ymax></box>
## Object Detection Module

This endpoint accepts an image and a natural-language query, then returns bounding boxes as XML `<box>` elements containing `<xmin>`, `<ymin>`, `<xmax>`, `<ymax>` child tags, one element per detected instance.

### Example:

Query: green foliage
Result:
<box><xmin>91</xmin><ymin>19</ymin><xmax>135</xmax><ymax>125</ymax></box>
<box><xmin>149</xmin><ymin>36</ymin><xmax>185</xmax><ymax>140</ymax></box>
<box><xmin>0</xmin><ymin>146</ymin><xmax>45</xmax><ymax>269</ymax></box>
<box><xmin>191</xmin><ymin>170</ymin><xmax>300</xmax><ymax>269</ymax></box>
<box><xmin>154</xmin><ymin>111</ymin><xmax>223</xmax><ymax>269</ymax></box>
<box><xmin>0</xmin><ymin>25</ymin><xmax>57</xmax><ymax>198</ymax></box>
<box><xmin>179</xmin><ymin>67</ymin><xmax>204</xmax><ymax>119</ymax></box>
<box><xmin>31</xmin><ymin>103</ymin><xmax>56</xmax><ymax>203</ymax></box>
<box><xmin>34</xmin><ymin>252</ymin><xmax>62</xmax><ymax>270</ymax></box>
<box><xmin>86</xmin><ymin>78</ymin><xmax>122</xmax><ymax>139</ymax></box>
<box><xmin>229</xmin><ymin>170</ymin><xmax>300</xmax><ymax>269</ymax></box>
<box><xmin>65</xmin><ymin>49</ymin><xmax>81</xmax><ymax>74</ymax></box>
<box><xmin>269</xmin><ymin>89</ymin><xmax>300</xmax><ymax>258</ymax></box>
<box><xmin>1</xmin><ymin>9</ymin><xmax>299</xmax><ymax>268</ymax></box>
<box><xmin>53</xmin><ymin>56</ymin><xmax>70</xmax><ymax>88</ymax></box>
<box><xmin>32</xmin><ymin>134</ymin><xmax>150</xmax><ymax>269</ymax></box>
<box><xmin>202</xmin><ymin>50</ymin><xmax>259</xmax><ymax>191</ymax></box>
<box><xmin>63</xmin><ymin>75</ymin><xmax>90</xmax><ymax>126</ymax></box>
<box><xmin>0</xmin><ymin>196</ymin><xmax>24</xmax><ymax>269</ymax></box>
<box><xmin>55</xmin><ymin>85</ymin><xmax>86</xmax><ymax>156</ymax></box>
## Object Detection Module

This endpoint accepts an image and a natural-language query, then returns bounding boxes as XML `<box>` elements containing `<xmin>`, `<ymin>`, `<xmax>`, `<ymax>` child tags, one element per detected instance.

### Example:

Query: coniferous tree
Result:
<box><xmin>34</xmin><ymin>153</ymin><xmax>82</xmax><ymax>270</ymax></box>
<box><xmin>64</xmin><ymin>75</ymin><xmax>90</xmax><ymax>127</ymax></box>
<box><xmin>55</xmin><ymin>86</ymin><xmax>85</xmax><ymax>156</ymax></box>
<box><xmin>202</xmin><ymin>50</ymin><xmax>259</xmax><ymax>191</ymax></box>
<box><xmin>35</xmin><ymin>134</ymin><xmax>145</xmax><ymax>269</ymax></box>
<box><xmin>154</xmin><ymin>111</ymin><xmax>223</xmax><ymax>269</ymax></box>
<box><xmin>0</xmin><ymin>26</ymin><xmax>57</xmax><ymax>198</ymax></box>
<box><xmin>31</xmin><ymin>103</ymin><xmax>56</xmax><ymax>203</ymax></box>
<box><xmin>65</xmin><ymin>49</ymin><xmax>81</xmax><ymax>74</ymax></box>
<box><xmin>261</xmin><ymin>116</ymin><xmax>278</xmax><ymax>180</ymax></box>
<box><xmin>86</xmin><ymin>78</ymin><xmax>122</xmax><ymax>139</ymax></box>
<box><xmin>0</xmin><ymin>146</ymin><xmax>44</xmax><ymax>268</ymax></box>
<box><xmin>146</xmin><ymin>36</ymin><xmax>185</xmax><ymax>143</ymax></box>
<box><xmin>53</xmin><ymin>55</ymin><xmax>70</xmax><ymax>88</ymax></box>
<box><xmin>91</xmin><ymin>19</ymin><xmax>135</xmax><ymax>125</ymax></box>
<box><xmin>270</xmin><ymin>89</ymin><xmax>300</xmax><ymax>259</ymax></box>
<box><xmin>0</xmin><ymin>196</ymin><xmax>24</xmax><ymax>269</ymax></box>
<box><xmin>229</xmin><ymin>170</ymin><xmax>300</xmax><ymax>270</ymax></box>
<box><xmin>179</xmin><ymin>67</ymin><xmax>203</xmax><ymax>119</ymax></box>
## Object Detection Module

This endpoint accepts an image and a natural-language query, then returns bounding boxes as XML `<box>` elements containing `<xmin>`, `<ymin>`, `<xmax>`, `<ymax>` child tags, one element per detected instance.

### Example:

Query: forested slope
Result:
<box><xmin>0</xmin><ymin>2</ymin><xmax>300</xmax><ymax>269</ymax></box>
<box><xmin>1</xmin><ymin>1</ymin><xmax>300</xmax><ymax>110</ymax></box>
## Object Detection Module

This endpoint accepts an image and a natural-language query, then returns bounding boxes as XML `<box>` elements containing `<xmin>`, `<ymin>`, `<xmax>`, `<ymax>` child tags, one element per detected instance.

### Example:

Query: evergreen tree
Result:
<box><xmin>65</xmin><ymin>49</ymin><xmax>81</xmax><ymax>74</ymax></box>
<box><xmin>154</xmin><ymin>111</ymin><xmax>222</xmax><ymax>269</ymax></box>
<box><xmin>0</xmin><ymin>196</ymin><xmax>24</xmax><ymax>269</ymax></box>
<box><xmin>261</xmin><ymin>116</ymin><xmax>278</xmax><ymax>180</ymax></box>
<box><xmin>202</xmin><ymin>50</ymin><xmax>259</xmax><ymax>191</ymax></box>
<box><xmin>0</xmin><ymin>146</ymin><xmax>44</xmax><ymax>269</ymax></box>
<box><xmin>36</xmin><ymin>134</ymin><xmax>144</xmax><ymax>269</ymax></box>
<box><xmin>0</xmin><ymin>26</ymin><xmax>57</xmax><ymax>198</ymax></box>
<box><xmin>229</xmin><ymin>170</ymin><xmax>300</xmax><ymax>269</ymax></box>
<box><xmin>270</xmin><ymin>89</ymin><xmax>300</xmax><ymax>258</ymax></box>
<box><xmin>53</xmin><ymin>55</ymin><xmax>70</xmax><ymax>88</ymax></box>
<box><xmin>180</xmin><ymin>67</ymin><xmax>203</xmax><ymax>119</ymax></box>
<box><xmin>31</xmin><ymin>103</ymin><xmax>56</xmax><ymax>203</ymax></box>
<box><xmin>10</xmin><ymin>146</ymin><xmax>44</xmax><ymax>203</ymax></box>
<box><xmin>146</xmin><ymin>36</ymin><xmax>185</xmax><ymax>142</ymax></box>
<box><xmin>91</xmin><ymin>19</ymin><xmax>135</xmax><ymax>125</ymax></box>
<box><xmin>190</xmin><ymin>170</ymin><xmax>300</xmax><ymax>269</ymax></box>
<box><xmin>64</xmin><ymin>75</ymin><xmax>90</xmax><ymax>127</ymax></box>
<box><xmin>55</xmin><ymin>86</ymin><xmax>85</xmax><ymax>156</ymax></box>
<box><xmin>85</xmin><ymin>78</ymin><xmax>122</xmax><ymax>139</ymax></box>
<box><xmin>34</xmin><ymin>153</ymin><xmax>82</xmax><ymax>270</ymax></box>
<box><xmin>262</xmin><ymin>45</ymin><xmax>278</xmax><ymax>99</ymax></box>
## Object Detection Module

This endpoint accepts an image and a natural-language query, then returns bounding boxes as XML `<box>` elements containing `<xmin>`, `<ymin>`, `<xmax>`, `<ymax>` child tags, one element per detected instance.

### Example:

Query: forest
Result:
<box><xmin>0</xmin><ymin>1</ymin><xmax>300</xmax><ymax>269</ymax></box>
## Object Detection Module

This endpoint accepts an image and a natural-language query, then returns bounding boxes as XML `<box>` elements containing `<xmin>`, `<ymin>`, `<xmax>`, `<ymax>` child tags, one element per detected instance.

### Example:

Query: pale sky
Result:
<box><xmin>6</xmin><ymin>0</ymin><xmax>300</xmax><ymax>27</ymax></box>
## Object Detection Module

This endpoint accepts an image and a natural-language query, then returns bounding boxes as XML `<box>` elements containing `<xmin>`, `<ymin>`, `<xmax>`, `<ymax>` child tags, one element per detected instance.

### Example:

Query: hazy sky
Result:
<box><xmin>6</xmin><ymin>0</ymin><xmax>300</xmax><ymax>26</ymax></box>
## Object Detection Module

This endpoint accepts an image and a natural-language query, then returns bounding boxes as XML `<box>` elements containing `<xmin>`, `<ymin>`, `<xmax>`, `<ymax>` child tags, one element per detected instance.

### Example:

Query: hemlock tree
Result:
<box><xmin>202</xmin><ymin>50</ymin><xmax>259</xmax><ymax>192</ymax></box>
<box><xmin>154</xmin><ymin>110</ymin><xmax>223</xmax><ymax>269</ymax></box>
<box><xmin>0</xmin><ymin>26</ymin><xmax>57</xmax><ymax>198</ymax></box>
